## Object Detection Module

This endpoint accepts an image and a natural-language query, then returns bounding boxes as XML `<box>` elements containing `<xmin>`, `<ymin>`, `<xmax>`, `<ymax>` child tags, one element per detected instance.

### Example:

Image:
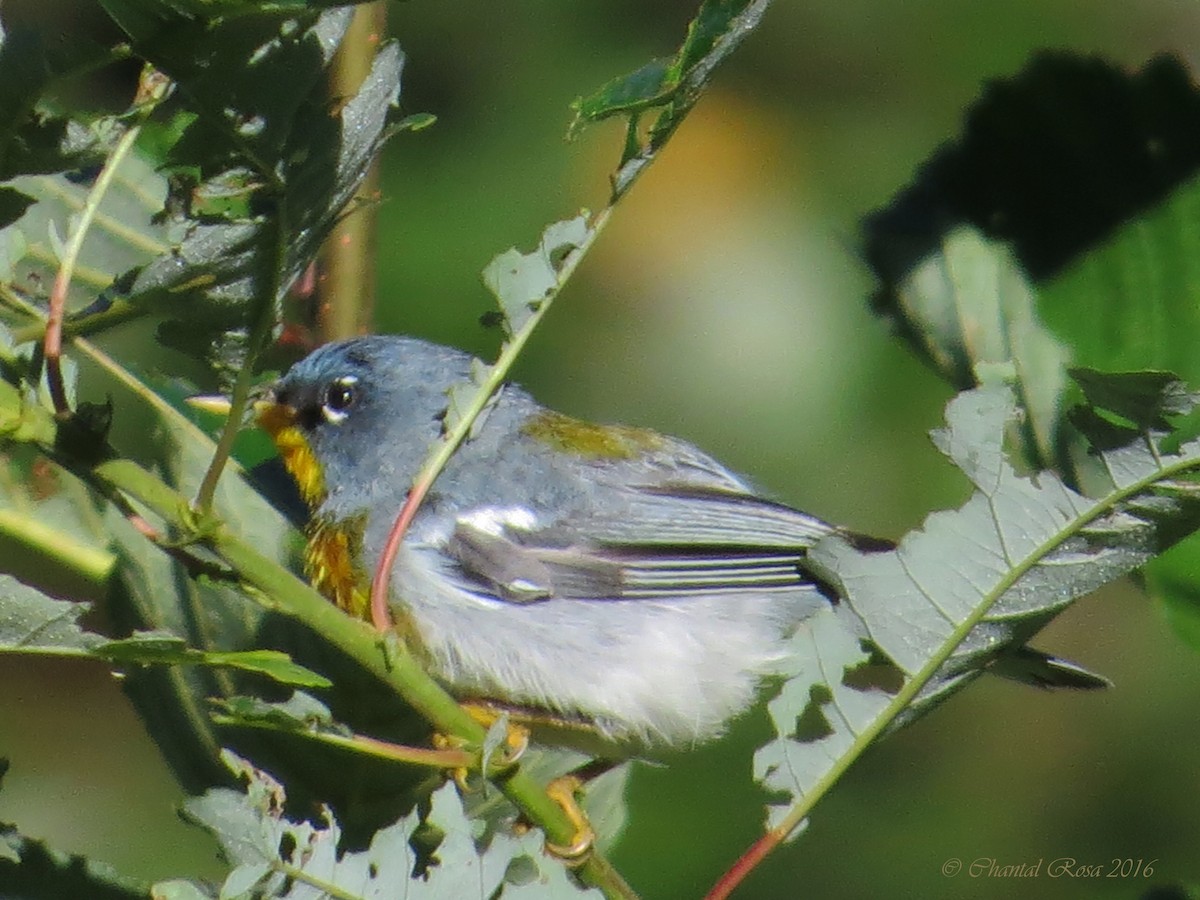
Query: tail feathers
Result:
<box><xmin>991</xmin><ymin>645</ymin><xmax>1111</xmax><ymax>690</ymax></box>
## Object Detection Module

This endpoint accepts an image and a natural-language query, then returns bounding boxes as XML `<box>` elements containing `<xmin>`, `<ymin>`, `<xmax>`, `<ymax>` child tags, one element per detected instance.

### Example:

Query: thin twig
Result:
<box><xmin>316</xmin><ymin>1</ymin><xmax>386</xmax><ymax>342</ymax></box>
<box><xmin>193</xmin><ymin>212</ymin><xmax>289</xmax><ymax>513</ymax></box>
<box><xmin>44</xmin><ymin>134</ymin><xmax>140</xmax><ymax>415</ymax></box>
<box><xmin>366</xmin><ymin>206</ymin><xmax>614</xmax><ymax>631</ymax></box>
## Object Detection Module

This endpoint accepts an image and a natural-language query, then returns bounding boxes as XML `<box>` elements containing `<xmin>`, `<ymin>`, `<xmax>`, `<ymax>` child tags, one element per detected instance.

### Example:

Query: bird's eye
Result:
<box><xmin>321</xmin><ymin>375</ymin><xmax>358</xmax><ymax>423</ymax></box>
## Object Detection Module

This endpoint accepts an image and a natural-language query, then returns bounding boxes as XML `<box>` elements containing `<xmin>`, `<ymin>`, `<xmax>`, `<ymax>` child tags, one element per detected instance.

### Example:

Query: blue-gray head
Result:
<box><xmin>262</xmin><ymin>335</ymin><xmax>474</xmax><ymax>511</ymax></box>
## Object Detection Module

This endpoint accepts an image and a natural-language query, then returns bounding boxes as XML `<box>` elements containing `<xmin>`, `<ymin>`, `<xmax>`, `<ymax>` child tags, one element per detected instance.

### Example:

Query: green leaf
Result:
<box><xmin>211</xmin><ymin>691</ymin><xmax>348</xmax><ymax>734</ymax></box>
<box><xmin>758</xmin><ymin>383</ymin><xmax>1200</xmax><ymax>831</ymax></box>
<box><xmin>570</xmin><ymin>0</ymin><xmax>771</xmax><ymax>197</ymax></box>
<box><xmin>98</xmin><ymin>633</ymin><xmax>332</xmax><ymax>687</ymax></box>
<box><xmin>177</xmin><ymin>752</ymin><xmax>592</xmax><ymax>899</ymax></box>
<box><xmin>0</xmin><ymin>23</ymin><xmax>118</xmax><ymax>179</ymax></box>
<box><xmin>394</xmin><ymin>111</ymin><xmax>437</xmax><ymax>133</ymax></box>
<box><xmin>2</xmin><ymin>148</ymin><xmax>170</xmax><ymax>315</ymax></box>
<box><xmin>0</xmin><ymin>820</ymin><xmax>149</xmax><ymax>900</ymax></box>
<box><xmin>116</xmin><ymin>8</ymin><xmax>403</xmax><ymax>370</ymax></box>
<box><xmin>149</xmin><ymin>879</ymin><xmax>214</xmax><ymax>900</ymax></box>
<box><xmin>865</xmin><ymin>224</ymin><xmax>1071</xmax><ymax>468</ymax></box>
<box><xmin>0</xmin><ymin>583</ymin><xmax>325</xmax><ymax>686</ymax></box>
<box><xmin>864</xmin><ymin>51</ymin><xmax>1200</xmax><ymax>655</ymax></box>
<box><xmin>0</xmin><ymin>575</ymin><xmax>103</xmax><ymax>651</ymax></box>
<box><xmin>1070</xmin><ymin>367</ymin><xmax>1199</xmax><ymax>430</ymax></box>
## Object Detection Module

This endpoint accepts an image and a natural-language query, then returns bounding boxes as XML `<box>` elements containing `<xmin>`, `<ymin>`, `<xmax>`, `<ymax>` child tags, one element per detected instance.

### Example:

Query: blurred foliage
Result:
<box><xmin>1</xmin><ymin>1</ymin><xmax>1200</xmax><ymax>900</ymax></box>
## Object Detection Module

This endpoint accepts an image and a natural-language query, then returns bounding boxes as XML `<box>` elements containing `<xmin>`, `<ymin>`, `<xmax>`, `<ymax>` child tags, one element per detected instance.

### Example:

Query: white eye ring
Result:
<box><xmin>321</xmin><ymin>375</ymin><xmax>359</xmax><ymax>424</ymax></box>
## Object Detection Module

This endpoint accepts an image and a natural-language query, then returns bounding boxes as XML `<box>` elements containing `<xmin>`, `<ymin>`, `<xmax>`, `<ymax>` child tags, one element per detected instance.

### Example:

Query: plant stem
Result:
<box><xmin>43</xmin><ymin>122</ymin><xmax>143</xmax><ymax>415</ymax></box>
<box><xmin>84</xmin><ymin>455</ymin><xmax>638</xmax><ymax>900</ymax></box>
<box><xmin>193</xmin><ymin>213</ymin><xmax>288</xmax><ymax>513</ymax></box>
<box><xmin>366</xmin><ymin>207</ymin><xmax>616</xmax><ymax>627</ymax></box>
<box><xmin>316</xmin><ymin>1</ymin><xmax>386</xmax><ymax>342</ymax></box>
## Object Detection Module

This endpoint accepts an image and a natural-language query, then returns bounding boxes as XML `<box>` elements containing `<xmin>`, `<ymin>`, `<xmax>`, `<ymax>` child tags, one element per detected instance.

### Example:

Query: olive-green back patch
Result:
<box><xmin>521</xmin><ymin>410</ymin><xmax>664</xmax><ymax>460</ymax></box>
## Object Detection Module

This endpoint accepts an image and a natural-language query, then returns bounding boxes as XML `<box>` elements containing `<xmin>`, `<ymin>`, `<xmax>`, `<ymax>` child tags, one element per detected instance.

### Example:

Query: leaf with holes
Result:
<box><xmin>757</xmin><ymin>381</ymin><xmax>1200</xmax><ymax>831</ymax></box>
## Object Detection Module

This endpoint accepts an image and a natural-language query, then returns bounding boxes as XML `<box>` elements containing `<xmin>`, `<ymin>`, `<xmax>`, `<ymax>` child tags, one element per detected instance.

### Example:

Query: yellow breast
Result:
<box><xmin>256</xmin><ymin>402</ymin><xmax>370</xmax><ymax>619</ymax></box>
<box><xmin>305</xmin><ymin>517</ymin><xmax>370</xmax><ymax>619</ymax></box>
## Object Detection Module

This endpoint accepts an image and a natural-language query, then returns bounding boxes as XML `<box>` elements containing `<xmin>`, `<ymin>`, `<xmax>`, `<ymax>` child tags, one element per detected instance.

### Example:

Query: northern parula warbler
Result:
<box><xmin>256</xmin><ymin>334</ymin><xmax>1103</xmax><ymax>751</ymax></box>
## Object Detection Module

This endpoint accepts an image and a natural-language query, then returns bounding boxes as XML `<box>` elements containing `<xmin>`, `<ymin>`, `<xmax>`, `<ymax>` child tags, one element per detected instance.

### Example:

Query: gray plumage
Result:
<box><xmin>273</xmin><ymin>335</ymin><xmax>837</xmax><ymax>748</ymax></box>
<box><xmin>272</xmin><ymin>335</ymin><xmax>1106</xmax><ymax>750</ymax></box>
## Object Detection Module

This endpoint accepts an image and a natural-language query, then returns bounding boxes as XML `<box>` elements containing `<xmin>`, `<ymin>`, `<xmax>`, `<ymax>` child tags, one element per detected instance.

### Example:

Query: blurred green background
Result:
<box><xmin>2</xmin><ymin>1</ymin><xmax>1200</xmax><ymax>898</ymax></box>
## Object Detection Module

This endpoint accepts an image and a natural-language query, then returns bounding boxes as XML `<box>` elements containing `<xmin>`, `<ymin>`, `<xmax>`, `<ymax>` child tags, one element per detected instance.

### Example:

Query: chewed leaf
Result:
<box><xmin>176</xmin><ymin>753</ymin><xmax>591</xmax><ymax>899</ymax></box>
<box><xmin>758</xmin><ymin>383</ymin><xmax>1200</xmax><ymax>830</ymax></box>
<box><xmin>482</xmin><ymin>214</ymin><xmax>590</xmax><ymax>335</ymax></box>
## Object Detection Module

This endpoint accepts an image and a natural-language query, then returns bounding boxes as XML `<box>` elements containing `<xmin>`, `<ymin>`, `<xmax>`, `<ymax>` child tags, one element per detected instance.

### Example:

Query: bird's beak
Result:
<box><xmin>185</xmin><ymin>395</ymin><xmax>235</xmax><ymax>417</ymax></box>
<box><xmin>185</xmin><ymin>394</ymin><xmax>295</xmax><ymax>434</ymax></box>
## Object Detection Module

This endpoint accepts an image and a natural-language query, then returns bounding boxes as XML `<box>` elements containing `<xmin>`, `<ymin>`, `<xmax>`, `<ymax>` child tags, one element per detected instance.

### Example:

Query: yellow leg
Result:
<box><xmin>460</xmin><ymin>701</ymin><xmax>531</xmax><ymax>767</ymax></box>
<box><xmin>542</xmin><ymin>774</ymin><xmax>596</xmax><ymax>865</ymax></box>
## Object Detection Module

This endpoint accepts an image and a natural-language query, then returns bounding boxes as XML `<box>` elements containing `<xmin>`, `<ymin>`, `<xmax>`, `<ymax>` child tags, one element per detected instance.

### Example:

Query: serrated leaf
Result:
<box><xmin>863</xmin><ymin>51</ymin><xmax>1200</xmax><ymax>657</ymax></box>
<box><xmin>863</xmin><ymin>224</ymin><xmax>1071</xmax><ymax>470</ymax></box>
<box><xmin>117</xmin><ymin>9</ymin><xmax>403</xmax><ymax>370</ymax></box>
<box><xmin>181</xmin><ymin>754</ymin><xmax>592</xmax><ymax>899</ymax></box>
<box><xmin>0</xmin><ymin>584</ymin><xmax>325</xmax><ymax>687</ymax></box>
<box><xmin>758</xmin><ymin>383</ymin><xmax>1200</xmax><ymax>829</ymax></box>
<box><xmin>1070</xmin><ymin>367</ymin><xmax>1199</xmax><ymax>430</ymax></box>
<box><xmin>0</xmin><ymin>575</ymin><xmax>103</xmax><ymax>651</ymax></box>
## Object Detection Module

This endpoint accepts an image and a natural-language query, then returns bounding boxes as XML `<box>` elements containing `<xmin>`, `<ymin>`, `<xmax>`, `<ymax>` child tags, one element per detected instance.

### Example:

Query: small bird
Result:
<box><xmin>255</xmin><ymin>334</ymin><xmax>1104</xmax><ymax>752</ymax></box>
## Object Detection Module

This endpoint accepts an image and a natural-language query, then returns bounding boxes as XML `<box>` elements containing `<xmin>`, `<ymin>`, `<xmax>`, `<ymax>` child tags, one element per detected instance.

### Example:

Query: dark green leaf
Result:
<box><xmin>0</xmin><ymin>821</ymin><xmax>148</xmax><ymax>900</ymax></box>
<box><xmin>212</xmin><ymin>692</ymin><xmax>347</xmax><ymax>733</ymax></box>
<box><xmin>1070</xmin><ymin>367</ymin><xmax>1199</xmax><ymax>430</ymax></box>
<box><xmin>0</xmin><ymin>187</ymin><xmax>34</xmax><ymax>230</ymax></box>
<box><xmin>571</xmin><ymin>59</ymin><xmax>673</xmax><ymax>122</ymax></box>
<box><xmin>0</xmin><ymin>24</ymin><xmax>118</xmax><ymax>179</ymax></box>
<box><xmin>864</xmin><ymin>51</ymin><xmax>1200</xmax><ymax>647</ymax></box>
<box><xmin>118</xmin><ymin>10</ymin><xmax>402</xmax><ymax>370</ymax></box>
<box><xmin>97</xmin><ymin>632</ymin><xmax>332</xmax><ymax>687</ymax></box>
<box><xmin>570</xmin><ymin>0</ymin><xmax>771</xmax><ymax>197</ymax></box>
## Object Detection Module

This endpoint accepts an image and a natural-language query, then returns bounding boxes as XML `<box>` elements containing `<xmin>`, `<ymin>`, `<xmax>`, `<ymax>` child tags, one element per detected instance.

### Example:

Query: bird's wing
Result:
<box><xmin>442</xmin><ymin>483</ymin><xmax>842</xmax><ymax>604</ymax></box>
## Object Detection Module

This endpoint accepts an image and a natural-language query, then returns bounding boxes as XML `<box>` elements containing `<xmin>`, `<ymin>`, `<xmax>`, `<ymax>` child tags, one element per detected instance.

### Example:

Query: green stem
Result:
<box><xmin>193</xmin><ymin>212</ymin><xmax>288</xmax><ymax>513</ymax></box>
<box><xmin>368</xmin><ymin>206</ymin><xmax>616</xmax><ymax>625</ymax></box>
<box><xmin>209</xmin><ymin>716</ymin><xmax>479</xmax><ymax>770</ymax></box>
<box><xmin>10</xmin><ymin>299</ymin><xmax>146</xmax><ymax>346</ymax></box>
<box><xmin>85</xmin><ymin>456</ymin><xmax>637</xmax><ymax>900</ymax></box>
<box><xmin>0</xmin><ymin>509</ymin><xmax>114</xmax><ymax>586</ymax></box>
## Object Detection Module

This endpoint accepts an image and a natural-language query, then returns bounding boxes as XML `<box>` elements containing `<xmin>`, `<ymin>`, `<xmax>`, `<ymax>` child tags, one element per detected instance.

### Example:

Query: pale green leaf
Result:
<box><xmin>759</xmin><ymin>383</ymin><xmax>1200</xmax><ymax>829</ymax></box>
<box><xmin>481</xmin><ymin>214</ymin><xmax>590</xmax><ymax>336</ymax></box>
<box><xmin>180</xmin><ymin>753</ymin><xmax>593</xmax><ymax>899</ymax></box>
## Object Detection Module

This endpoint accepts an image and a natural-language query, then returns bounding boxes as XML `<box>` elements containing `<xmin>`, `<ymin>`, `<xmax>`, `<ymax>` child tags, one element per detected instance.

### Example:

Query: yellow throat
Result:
<box><xmin>256</xmin><ymin>402</ymin><xmax>371</xmax><ymax>620</ymax></box>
